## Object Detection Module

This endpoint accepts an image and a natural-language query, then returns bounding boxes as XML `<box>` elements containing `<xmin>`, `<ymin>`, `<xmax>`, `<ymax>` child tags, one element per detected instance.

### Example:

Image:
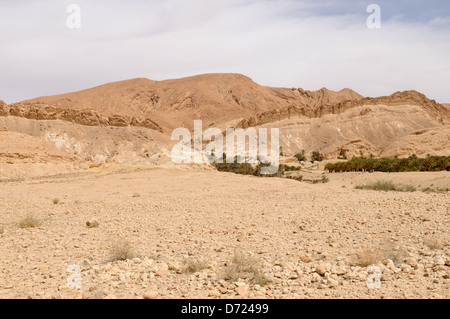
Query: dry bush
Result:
<box><xmin>355</xmin><ymin>181</ymin><xmax>397</xmax><ymax>191</ymax></box>
<box><xmin>355</xmin><ymin>181</ymin><xmax>416</xmax><ymax>192</ymax></box>
<box><xmin>396</xmin><ymin>184</ymin><xmax>417</xmax><ymax>192</ymax></box>
<box><xmin>52</xmin><ymin>198</ymin><xmax>60</xmax><ymax>204</ymax></box>
<box><xmin>351</xmin><ymin>247</ymin><xmax>385</xmax><ymax>267</ymax></box>
<box><xmin>182</xmin><ymin>258</ymin><xmax>208</xmax><ymax>274</ymax></box>
<box><xmin>86</xmin><ymin>221</ymin><xmax>100</xmax><ymax>228</ymax></box>
<box><xmin>383</xmin><ymin>242</ymin><xmax>408</xmax><ymax>265</ymax></box>
<box><xmin>421</xmin><ymin>187</ymin><xmax>449</xmax><ymax>194</ymax></box>
<box><xmin>0</xmin><ymin>225</ymin><xmax>4</xmax><ymax>234</ymax></box>
<box><xmin>222</xmin><ymin>251</ymin><xmax>269</xmax><ymax>286</ymax></box>
<box><xmin>351</xmin><ymin>242</ymin><xmax>408</xmax><ymax>266</ymax></box>
<box><xmin>18</xmin><ymin>215</ymin><xmax>42</xmax><ymax>229</ymax></box>
<box><xmin>109</xmin><ymin>240</ymin><xmax>136</xmax><ymax>261</ymax></box>
<box><xmin>424</xmin><ymin>237</ymin><xmax>443</xmax><ymax>250</ymax></box>
<box><xmin>252</xmin><ymin>269</ymin><xmax>270</xmax><ymax>286</ymax></box>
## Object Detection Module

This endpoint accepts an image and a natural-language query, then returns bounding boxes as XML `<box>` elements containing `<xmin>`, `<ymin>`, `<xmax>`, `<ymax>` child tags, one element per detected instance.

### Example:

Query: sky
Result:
<box><xmin>1</xmin><ymin>0</ymin><xmax>449</xmax><ymax>103</ymax></box>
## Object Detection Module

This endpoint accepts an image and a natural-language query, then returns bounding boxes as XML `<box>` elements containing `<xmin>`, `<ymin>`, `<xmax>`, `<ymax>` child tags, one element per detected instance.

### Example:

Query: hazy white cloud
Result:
<box><xmin>0</xmin><ymin>0</ymin><xmax>449</xmax><ymax>103</ymax></box>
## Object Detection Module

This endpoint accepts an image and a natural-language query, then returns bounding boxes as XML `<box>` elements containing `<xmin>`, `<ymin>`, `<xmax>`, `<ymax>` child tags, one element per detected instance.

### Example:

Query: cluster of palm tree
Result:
<box><xmin>324</xmin><ymin>154</ymin><xmax>450</xmax><ymax>173</ymax></box>
<box><xmin>294</xmin><ymin>150</ymin><xmax>324</xmax><ymax>163</ymax></box>
<box><xmin>212</xmin><ymin>155</ymin><xmax>301</xmax><ymax>177</ymax></box>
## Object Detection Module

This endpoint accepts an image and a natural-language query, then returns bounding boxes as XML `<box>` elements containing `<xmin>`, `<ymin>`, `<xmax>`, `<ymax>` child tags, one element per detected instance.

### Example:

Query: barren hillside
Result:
<box><xmin>0</xmin><ymin>74</ymin><xmax>449</xmax><ymax>178</ymax></box>
<box><xmin>19</xmin><ymin>74</ymin><xmax>365</xmax><ymax>131</ymax></box>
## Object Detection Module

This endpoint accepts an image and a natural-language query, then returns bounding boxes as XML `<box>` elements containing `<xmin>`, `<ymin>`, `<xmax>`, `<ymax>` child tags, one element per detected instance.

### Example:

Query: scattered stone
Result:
<box><xmin>81</xmin><ymin>260</ymin><xmax>92</xmax><ymax>271</ymax></box>
<box><xmin>143</xmin><ymin>291</ymin><xmax>159</xmax><ymax>299</ymax></box>
<box><xmin>433</xmin><ymin>257</ymin><xmax>445</xmax><ymax>266</ymax></box>
<box><xmin>300</xmin><ymin>255</ymin><xmax>312</xmax><ymax>263</ymax></box>
<box><xmin>219</xmin><ymin>287</ymin><xmax>228</xmax><ymax>294</ymax></box>
<box><xmin>316</xmin><ymin>264</ymin><xmax>327</xmax><ymax>276</ymax></box>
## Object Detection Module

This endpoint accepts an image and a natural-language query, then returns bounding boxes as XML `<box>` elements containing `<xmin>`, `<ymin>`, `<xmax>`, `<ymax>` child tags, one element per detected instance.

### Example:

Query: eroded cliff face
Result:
<box><xmin>236</xmin><ymin>90</ymin><xmax>449</xmax><ymax>129</ymax></box>
<box><xmin>350</xmin><ymin>90</ymin><xmax>449</xmax><ymax>123</ymax></box>
<box><xmin>0</xmin><ymin>101</ymin><xmax>163</xmax><ymax>132</ymax></box>
<box><xmin>269</xmin><ymin>103</ymin><xmax>447</xmax><ymax>159</ymax></box>
<box><xmin>0</xmin><ymin>100</ymin><xmax>7</xmax><ymax>116</ymax></box>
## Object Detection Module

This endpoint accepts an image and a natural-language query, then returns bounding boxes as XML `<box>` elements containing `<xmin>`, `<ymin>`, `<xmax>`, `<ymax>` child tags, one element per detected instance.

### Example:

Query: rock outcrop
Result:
<box><xmin>0</xmin><ymin>100</ymin><xmax>8</xmax><ymax>116</ymax></box>
<box><xmin>236</xmin><ymin>90</ymin><xmax>449</xmax><ymax>128</ymax></box>
<box><xmin>0</xmin><ymin>102</ymin><xmax>163</xmax><ymax>132</ymax></box>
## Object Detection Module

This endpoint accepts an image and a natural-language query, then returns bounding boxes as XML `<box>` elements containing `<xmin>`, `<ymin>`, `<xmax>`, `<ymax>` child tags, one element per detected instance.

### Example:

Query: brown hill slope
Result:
<box><xmin>17</xmin><ymin>74</ymin><xmax>449</xmax><ymax>132</ymax></box>
<box><xmin>268</xmin><ymin>103</ymin><xmax>447</xmax><ymax>158</ymax></box>
<box><xmin>20</xmin><ymin>74</ymin><xmax>363</xmax><ymax>131</ymax></box>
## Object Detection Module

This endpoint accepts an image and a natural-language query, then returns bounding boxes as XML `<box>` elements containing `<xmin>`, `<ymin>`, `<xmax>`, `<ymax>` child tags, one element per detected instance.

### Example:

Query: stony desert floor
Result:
<box><xmin>0</xmin><ymin>167</ymin><xmax>448</xmax><ymax>299</ymax></box>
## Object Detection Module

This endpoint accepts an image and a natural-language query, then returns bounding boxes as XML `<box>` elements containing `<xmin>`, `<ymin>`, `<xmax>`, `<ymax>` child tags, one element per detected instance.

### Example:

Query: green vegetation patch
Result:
<box><xmin>325</xmin><ymin>155</ymin><xmax>450</xmax><ymax>173</ymax></box>
<box><xmin>355</xmin><ymin>181</ymin><xmax>416</xmax><ymax>192</ymax></box>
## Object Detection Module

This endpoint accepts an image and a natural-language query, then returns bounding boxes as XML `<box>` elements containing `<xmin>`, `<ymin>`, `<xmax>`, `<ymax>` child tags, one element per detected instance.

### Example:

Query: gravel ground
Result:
<box><xmin>0</xmin><ymin>168</ymin><xmax>448</xmax><ymax>299</ymax></box>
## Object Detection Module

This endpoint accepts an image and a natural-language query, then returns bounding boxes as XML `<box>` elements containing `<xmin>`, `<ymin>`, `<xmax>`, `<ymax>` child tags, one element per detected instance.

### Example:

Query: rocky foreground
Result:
<box><xmin>0</xmin><ymin>168</ymin><xmax>448</xmax><ymax>299</ymax></box>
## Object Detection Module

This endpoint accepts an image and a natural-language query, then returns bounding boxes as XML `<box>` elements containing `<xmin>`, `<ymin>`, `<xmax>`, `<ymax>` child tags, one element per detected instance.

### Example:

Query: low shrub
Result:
<box><xmin>294</xmin><ymin>150</ymin><xmax>306</xmax><ymax>162</ymax></box>
<box><xmin>311</xmin><ymin>151</ymin><xmax>324</xmax><ymax>162</ymax></box>
<box><xmin>355</xmin><ymin>181</ymin><xmax>416</xmax><ymax>192</ymax></box>
<box><xmin>18</xmin><ymin>215</ymin><xmax>42</xmax><ymax>229</ymax></box>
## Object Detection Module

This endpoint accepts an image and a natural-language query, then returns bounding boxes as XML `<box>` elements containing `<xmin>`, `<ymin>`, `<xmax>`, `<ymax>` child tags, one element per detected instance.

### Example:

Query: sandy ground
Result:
<box><xmin>0</xmin><ymin>167</ymin><xmax>448</xmax><ymax>299</ymax></box>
